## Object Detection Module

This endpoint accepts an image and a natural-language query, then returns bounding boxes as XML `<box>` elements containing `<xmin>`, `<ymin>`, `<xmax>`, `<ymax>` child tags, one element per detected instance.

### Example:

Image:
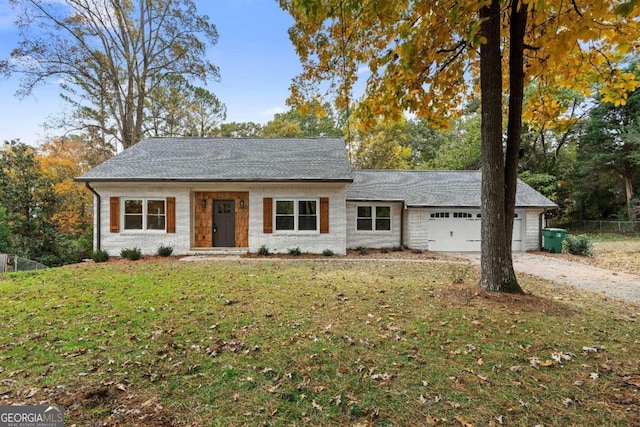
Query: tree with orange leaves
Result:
<box><xmin>38</xmin><ymin>135</ymin><xmax>97</xmax><ymax>237</ymax></box>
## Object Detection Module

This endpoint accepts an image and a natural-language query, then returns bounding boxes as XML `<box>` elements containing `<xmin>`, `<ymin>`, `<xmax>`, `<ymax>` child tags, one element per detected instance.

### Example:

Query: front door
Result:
<box><xmin>213</xmin><ymin>200</ymin><xmax>235</xmax><ymax>247</ymax></box>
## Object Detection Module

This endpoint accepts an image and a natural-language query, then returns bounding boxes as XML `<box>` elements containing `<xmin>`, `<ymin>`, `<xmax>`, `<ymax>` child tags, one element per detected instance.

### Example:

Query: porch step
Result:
<box><xmin>186</xmin><ymin>248</ymin><xmax>249</xmax><ymax>256</ymax></box>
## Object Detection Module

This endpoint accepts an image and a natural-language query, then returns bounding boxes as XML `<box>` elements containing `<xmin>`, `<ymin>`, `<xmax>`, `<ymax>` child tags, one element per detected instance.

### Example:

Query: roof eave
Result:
<box><xmin>346</xmin><ymin>198</ymin><xmax>405</xmax><ymax>203</ymax></box>
<box><xmin>75</xmin><ymin>177</ymin><xmax>354</xmax><ymax>183</ymax></box>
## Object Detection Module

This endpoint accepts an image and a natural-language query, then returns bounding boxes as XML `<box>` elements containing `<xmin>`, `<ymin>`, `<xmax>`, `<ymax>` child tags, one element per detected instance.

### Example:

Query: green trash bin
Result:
<box><xmin>541</xmin><ymin>228</ymin><xmax>567</xmax><ymax>253</ymax></box>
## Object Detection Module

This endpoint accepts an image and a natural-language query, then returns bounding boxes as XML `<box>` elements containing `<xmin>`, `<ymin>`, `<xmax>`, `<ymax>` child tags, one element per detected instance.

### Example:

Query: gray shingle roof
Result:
<box><xmin>76</xmin><ymin>137</ymin><xmax>354</xmax><ymax>182</ymax></box>
<box><xmin>347</xmin><ymin>170</ymin><xmax>557</xmax><ymax>208</ymax></box>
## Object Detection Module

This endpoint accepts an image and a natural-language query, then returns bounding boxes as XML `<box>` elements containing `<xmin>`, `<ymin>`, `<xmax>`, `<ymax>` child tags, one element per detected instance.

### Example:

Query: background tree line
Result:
<box><xmin>3</xmin><ymin>75</ymin><xmax>639</xmax><ymax>267</ymax></box>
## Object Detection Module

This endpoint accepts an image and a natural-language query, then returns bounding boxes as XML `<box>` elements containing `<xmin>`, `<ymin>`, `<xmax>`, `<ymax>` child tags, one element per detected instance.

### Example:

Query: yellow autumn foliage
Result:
<box><xmin>280</xmin><ymin>0</ymin><xmax>640</xmax><ymax>127</ymax></box>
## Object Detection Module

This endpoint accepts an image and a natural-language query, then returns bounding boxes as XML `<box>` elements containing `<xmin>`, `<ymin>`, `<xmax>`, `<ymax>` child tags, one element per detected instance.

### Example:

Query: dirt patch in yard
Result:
<box><xmin>537</xmin><ymin>240</ymin><xmax>640</xmax><ymax>276</ymax></box>
<box><xmin>432</xmin><ymin>283</ymin><xmax>578</xmax><ymax>317</ymax></box>
<box><xmin>3</xmin><ymin>381</ymin><xmax>182</xmax><ymax>427</ymax></box>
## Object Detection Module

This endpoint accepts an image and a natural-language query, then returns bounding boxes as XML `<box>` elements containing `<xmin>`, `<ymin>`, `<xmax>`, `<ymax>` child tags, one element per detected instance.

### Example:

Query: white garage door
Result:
<box><xmin>427</xmin><ymin>210</ymin><xmax>523</xmax><ymax>252</ymax></box>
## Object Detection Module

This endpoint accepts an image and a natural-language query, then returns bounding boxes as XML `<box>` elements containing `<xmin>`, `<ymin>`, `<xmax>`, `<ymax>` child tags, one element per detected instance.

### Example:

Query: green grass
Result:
<box><xmin>1</xmin><ymin>260</ymin><xmax>639</xmax><ymax>426</ymax></box>
<box><xmin>582</xmin><ymin>232</ymin><xmax>639</xmax><ymax>242</ymax></box>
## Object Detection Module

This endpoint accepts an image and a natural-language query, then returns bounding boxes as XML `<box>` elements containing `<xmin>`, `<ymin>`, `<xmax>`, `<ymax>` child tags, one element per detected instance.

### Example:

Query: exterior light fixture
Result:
<box><xmin>239</xmin><ymin>199</ymin><xmax>245</xmax><ymax>209</ymax></box>
<box><xmin>200</xmin><ymin>199</ymin><xmax>206</xmax><ymax>209</ymax></box>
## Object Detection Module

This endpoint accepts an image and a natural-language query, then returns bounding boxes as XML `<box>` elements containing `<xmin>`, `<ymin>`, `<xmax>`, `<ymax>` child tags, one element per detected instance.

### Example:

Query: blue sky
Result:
<box><xmin>0</xmin><ymin>0</ymin><xmax>302</xmax><ymax>145</ymax></box>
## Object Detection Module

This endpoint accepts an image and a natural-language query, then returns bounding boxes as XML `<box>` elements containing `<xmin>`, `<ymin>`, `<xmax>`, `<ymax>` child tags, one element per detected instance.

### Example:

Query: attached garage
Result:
<box><xmin>347</xmin><ymin>170</ymin><xmax>556</xmax><ymax>253</ymax></box>
<box><xmin>426</xmin><ymin>209</ymin><xmax>523</xmax><ymax>252</ymax></box>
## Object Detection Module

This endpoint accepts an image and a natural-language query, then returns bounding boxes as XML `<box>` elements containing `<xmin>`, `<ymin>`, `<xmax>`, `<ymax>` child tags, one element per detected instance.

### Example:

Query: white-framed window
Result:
<box><xmin>453</xmin><ymin>212</ymin><xmax>473</xmax><ymax>218</ymax></box>
<box><xmin>123</xmin><ymin>198</ymin><xmax>166</xmax><ymax>231</ymax></box>
<box><xmin>356</xmin><ymin>205</ymin><xmax>391</xmax><ymax>231</ymax></box>
<box><xmin>274</xmin><ymin>199</ymin><xmax>318</xmax><ymax>232</ymax></box>
<box><xmin>430</xmin><ymin>212</ymin><xmax>450</xmax><ymax>218</ymax></box>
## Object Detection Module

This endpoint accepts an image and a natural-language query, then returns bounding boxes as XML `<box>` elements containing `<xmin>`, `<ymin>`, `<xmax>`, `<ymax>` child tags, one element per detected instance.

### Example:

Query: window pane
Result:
<box><xmin>147</xmin><ymin>215</ymin><xmax>166</xmax><ymax>230</ymax></box>
<box><xmin>357</xmin><ymin>206</ymin><xmax>372</xmax><ymax>218</ymax></box>
<box><xmin>299</xmin><ymin>215</ymin><xmax>317</xmax><ymax>231</ymax></box>
<box><xmin>357</xmin><ymin>218</ymin><xmax>372</xmax><ymax>230</ymax></box>
<box><xmin>299</xmin><ymin>200</ymin><xmax>316</xmax><ymax>215</ymax></box>
<box><xmin>146</xmin><ymin>200</ymin><xmax>166</xmax><ymax>230</ymax></box>
<box><xmin>124</xmin><ymin>200</ymin><xmax>143</xmax><ymax>229</ymax></box>
<box><xmin>124</xmin><ymin>215</ymin><xmax>143</xmax><ymax>230</ymax></box>
<box><xmin>147</xmin><ymin>200</ymin><xmax>165</xmax><ymax>215</ymax></box>
<box><xmin>125</xmin><ymin>200</ymin><xmax>142</xmax><ymax>214</ymax></box>
<box><xmin>275</xmin><ymin>216</ymin><xmax>294</xmax><ymax>230</ymax></box>
<box><xmin>376</xmin><ymin>206</ymin><xmax>390</xmax><ymax>218</ymax></box>
<box><xmin>376</xmin><ymin>218</ymin><xmax>391</xmax><ymax>231</ymax></box>
<box><xmin>276</xmin><ymin>201</ymin><xmax>294</xmax><ymax>215</ymax></box>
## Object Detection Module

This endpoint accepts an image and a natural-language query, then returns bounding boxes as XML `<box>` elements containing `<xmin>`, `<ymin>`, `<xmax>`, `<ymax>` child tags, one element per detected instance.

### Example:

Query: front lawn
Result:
<box><xmin>1</xmin><ymin>259</ymin><xmax>638</xmax><ymax>426</ymax></box>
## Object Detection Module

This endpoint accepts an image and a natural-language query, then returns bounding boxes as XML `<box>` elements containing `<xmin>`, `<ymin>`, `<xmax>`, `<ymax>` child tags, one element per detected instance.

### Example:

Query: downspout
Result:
<box><xmin>539</xmin><ymin>210</ymin><xmax>545</xmax><ymax>250</ymax></box>
<box><xmin>85</xmin><ymin>182</ymin><xmax>101</xmax><ymax>251</ymax></box>
<box><xmin>400</xmin><ymin>203</ymin><xmax>405</xmax><ymax>248</ymax></box>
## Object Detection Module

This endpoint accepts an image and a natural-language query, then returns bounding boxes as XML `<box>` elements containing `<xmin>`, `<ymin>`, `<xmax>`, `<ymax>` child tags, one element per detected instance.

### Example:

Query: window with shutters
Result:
<box><xmin>274</xmin><ymin>199</ymin><xmax>318</xmax><ymax>232</ymax></box>
<box><xmin>123</xmin><ymin>198</ymin><xmax>166</xmax><ymax>231</ymax></box>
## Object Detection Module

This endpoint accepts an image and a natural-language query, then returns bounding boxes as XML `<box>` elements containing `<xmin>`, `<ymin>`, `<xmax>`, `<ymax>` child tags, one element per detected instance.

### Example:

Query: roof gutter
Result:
<box><xmin>75</xmin><ymin>178</ymin><xmax>354</xmax><ymax>183</ymax></box>
<box><xmin>84</xmin><ymin>182</ymin><xmax>101</xmax><ymax>251</ymax></box>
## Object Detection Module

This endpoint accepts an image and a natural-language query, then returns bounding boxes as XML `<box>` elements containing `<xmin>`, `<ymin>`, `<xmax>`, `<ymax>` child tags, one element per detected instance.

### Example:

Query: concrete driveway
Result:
<box><xmin>463</xmin><ymin>252</ymin><xmax>640</xmax><ymax>305</ymax></box>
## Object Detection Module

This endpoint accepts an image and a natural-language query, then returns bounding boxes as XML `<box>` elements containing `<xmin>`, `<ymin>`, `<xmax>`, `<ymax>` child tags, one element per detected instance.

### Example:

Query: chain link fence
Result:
<box><xmin>550</xmin><ymin>220</ymin><xmax>640</xmax><ymax>235</ymax></box>
<box><xmin>0</xmin><ymin>254</ymin><xmax>48</xmax><ymax>273</ymax></box>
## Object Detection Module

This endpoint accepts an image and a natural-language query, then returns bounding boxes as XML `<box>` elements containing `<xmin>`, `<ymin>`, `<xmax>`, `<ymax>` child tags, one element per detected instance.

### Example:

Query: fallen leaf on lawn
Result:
<box><xmin>268</xmin><ymin>384</ymin><xmax>280</xmax><ymax>393</ymax></box>
<box><xmin>311</xmin><ymin>400</ymin><xmax>323</xmax><ymax>411</ymax></box>
<box><xmin>23</xmin><ymin>388</ymin><xmax>39</xmax><ymax>398</ymax></box>
<box><xmin>551</xmin><ymin>352</ymin><xmax>573</xmax><ymax>364</ymax></box>
<box><xmin>509</xmin><ymin>365</ymin><xmax>523</xmax><ymax>372</ymax></box>
<box><xmin>477</xmin><ymin>374</ymin><xmax>490</xmax><ymax>386</ymax></box>
<box><xmin>582</xmin><ymin>345</ymin><xmax>606</xmax><ymax>353</ymax></box>
<box><xmin>562</xmin><ymin>398</ymin><xmax>574</xmax><ymax>407</ymax></box>
<box><xmin>590</xmin><ymin>372</ymin><xmax>599</xmax><ymax>380</ymax></box>
<box><xmin>540</xmin><ymin>360</ymin><xmax>555</xmax><ymax>367</ymax></box>
<box><xmin>447</xmin><ymin>401</ymin><xmax>461</xmax><ymax>409</ymax></box>
<box><xmin>624</xmin><ymin>376</ymin><xmax>640</xmax><ymax>387</ymax></box>
<box><xmin>370</xmin><ymin>372</ymin><xmax>393</xmax><ymax>381</ymax></box>
<box><xmin>455</xmin><ymin>415</ymin><xmax>475</xmax><ymax>426</ymax></box>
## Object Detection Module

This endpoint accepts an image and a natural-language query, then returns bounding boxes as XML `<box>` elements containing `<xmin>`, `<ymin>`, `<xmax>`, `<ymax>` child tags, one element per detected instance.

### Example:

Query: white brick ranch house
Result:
<box><xmin>76</xmin><ymin>137</ymin><xmax>556</xmax><ymax>256</ymax></box>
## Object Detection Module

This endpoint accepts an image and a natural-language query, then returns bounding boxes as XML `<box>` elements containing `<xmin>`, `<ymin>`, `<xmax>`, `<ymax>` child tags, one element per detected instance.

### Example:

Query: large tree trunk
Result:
<box><xmin>479</xmin><ymin>0</ymin><xmax>523</xmax><ymax>293</ymax></box>
<box><xmin>504</xmin><ymin>1</ymin><xmax>527</xmax><ymax>248</ymax></box>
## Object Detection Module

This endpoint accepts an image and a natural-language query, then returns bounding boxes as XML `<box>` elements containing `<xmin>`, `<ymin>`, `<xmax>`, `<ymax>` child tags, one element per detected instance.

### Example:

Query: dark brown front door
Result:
<box><xmin>213</xmin><ymin>200</ymin><xmax>235</xmax><ymax>247</ymax></box>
